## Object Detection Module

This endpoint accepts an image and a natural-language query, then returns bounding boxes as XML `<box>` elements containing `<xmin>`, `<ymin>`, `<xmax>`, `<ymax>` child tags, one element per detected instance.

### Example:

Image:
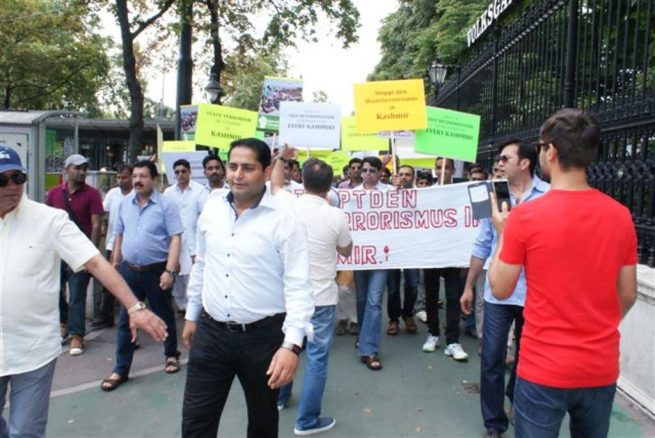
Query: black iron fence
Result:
<box><xmin>436</xmin><ymin>0</ymin><xmax>655</xmax><ymax>266</ymax></box>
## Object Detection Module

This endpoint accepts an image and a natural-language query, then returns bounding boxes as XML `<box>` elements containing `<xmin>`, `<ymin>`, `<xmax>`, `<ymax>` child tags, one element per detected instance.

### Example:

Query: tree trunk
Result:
<box><xmin>207</xmin><ymin>0</ymin><xmax>225</xmax><ymax>101</ymax></box>
<box><xmin>116</xmin><ymin>0</ymin><xmax>145</xmax><ymax>163</ymax></box>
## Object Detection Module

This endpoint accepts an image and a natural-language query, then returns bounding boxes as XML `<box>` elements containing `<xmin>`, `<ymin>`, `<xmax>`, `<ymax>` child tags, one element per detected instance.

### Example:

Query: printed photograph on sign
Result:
<box><xmin>258</xmin><ymin>77</ymin><xmax>304</xmax><ymax>132</ymax></box>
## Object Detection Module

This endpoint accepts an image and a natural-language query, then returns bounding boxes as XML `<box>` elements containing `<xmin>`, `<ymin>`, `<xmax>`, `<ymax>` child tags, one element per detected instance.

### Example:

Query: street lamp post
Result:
<box><xmin>204</xmin><ymin>71</ymin><xmax>223</xmax><ymax>105</ymax></box>
<box><xmin>429</xmin><ymin>57</ymin><xmax>448</xmax><ymax>106</ymax></box>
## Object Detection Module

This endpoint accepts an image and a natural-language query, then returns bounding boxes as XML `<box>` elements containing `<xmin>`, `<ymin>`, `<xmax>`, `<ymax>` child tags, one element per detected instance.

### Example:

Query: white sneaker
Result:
<box><xmin>422</xmin><ymin>335</ymin><xmax>440</xmax><ymax>352</ymax></box>
<box><xmin>415</xmin><ymin>310</ymin><xmax>427</xmax><ymax>323</ymax></box>
<box><xmin>444</xmin><ymin>343</ymin><xmax>469</xmax><ymax>361</ymax></box>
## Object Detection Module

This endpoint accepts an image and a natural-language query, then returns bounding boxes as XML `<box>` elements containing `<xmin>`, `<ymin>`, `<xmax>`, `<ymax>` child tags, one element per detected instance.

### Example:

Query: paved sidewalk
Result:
<box><xmin>12</xmin><ymin>314</ymin><xmax>653</xmax><ymax>437</ymax></box>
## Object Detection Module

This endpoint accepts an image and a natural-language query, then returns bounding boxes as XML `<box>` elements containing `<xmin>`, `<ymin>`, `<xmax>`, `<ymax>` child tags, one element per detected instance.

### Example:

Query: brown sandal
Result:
<box><xmin>100</xmin><ymin>373</ymin><xmax>128</xmax><ymax>392</ymax></box>
<box><xmin>360</xmin><ymin>355</ymin><xmax>383</xmax><ymax>371</ymax></box>
<box><xmin>165</xmin><ymin>357</ymin><xmax>181</xmax><ymax>374</ymax></box>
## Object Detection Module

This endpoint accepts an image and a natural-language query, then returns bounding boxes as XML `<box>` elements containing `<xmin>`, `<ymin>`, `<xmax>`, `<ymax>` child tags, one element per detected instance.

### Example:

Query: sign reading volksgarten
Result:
<box><xmin>467</xmin><ymin>0</ymin><xmax>513</xmax><ymax>47</ymax></box>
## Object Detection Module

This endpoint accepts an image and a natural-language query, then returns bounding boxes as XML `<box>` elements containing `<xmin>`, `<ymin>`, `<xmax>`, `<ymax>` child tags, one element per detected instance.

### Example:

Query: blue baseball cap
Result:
<box><xmin>0</xmin><ymin>146</ymin><xmax>27</xmax><ymax>174</ymax></box>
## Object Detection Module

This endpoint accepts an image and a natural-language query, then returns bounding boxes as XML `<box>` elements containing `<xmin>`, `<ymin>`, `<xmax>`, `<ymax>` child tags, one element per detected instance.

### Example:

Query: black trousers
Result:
<box><xmin>182</xmin><ymin>311</ymin><xmax>285</xmax><ymax>438</ymax></box>
<box><xmin>424</xmin><ymin>268</ymin><xmax>464</xmax><ymax>344</ymax></box>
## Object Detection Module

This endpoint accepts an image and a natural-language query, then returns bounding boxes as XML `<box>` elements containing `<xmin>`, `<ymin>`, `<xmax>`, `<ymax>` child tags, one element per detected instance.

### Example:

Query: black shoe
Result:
<box><xmin>464</xmin><ymin>327</ymin><xmax>478</xmax><ymax>339</ymax></box>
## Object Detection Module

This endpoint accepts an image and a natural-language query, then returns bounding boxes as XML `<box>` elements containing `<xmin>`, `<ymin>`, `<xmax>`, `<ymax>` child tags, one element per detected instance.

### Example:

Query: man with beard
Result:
<box><xmin>46</xmin><ymin>153</ymin><xmax>104</xmax><ymax>355</ymax></box>
<box><xmin>202</xmin><ymin>154</ymin><xmax>227</xmax><ymax>192</ymax></box>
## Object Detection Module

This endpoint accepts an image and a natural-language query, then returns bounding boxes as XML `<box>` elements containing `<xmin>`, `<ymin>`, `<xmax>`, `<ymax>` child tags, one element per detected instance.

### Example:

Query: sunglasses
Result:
<box><xmin>0</xmin><ymin>172</ymin><xmax>27</xmax><ymax>187</ymax></box>
<box><xmin>361</xmin><ymin>168</ymin><xmax>378</xmax><ymax>174</ymax></box>
<box><xmin>498</xmin><ymin>155</ymin><xmax>516</xmax><ymax>163</ymax></box>
<box><xmin>532</xmin><ymin>141</ymin><xmax>550</xmax><ymax>152</ymax></box>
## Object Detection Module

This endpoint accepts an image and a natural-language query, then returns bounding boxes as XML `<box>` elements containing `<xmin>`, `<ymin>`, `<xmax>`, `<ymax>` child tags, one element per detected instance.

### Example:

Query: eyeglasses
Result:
<box><xmin>174</xmin><ymin>169</ymin><xmax>189</xmax><ymax>175</ymax></box>
<box><xmin>532</xmin><ymin>141</ymin><xmax>550</xmax><ymax>152</ymax></box>
<box><xmin>361</xmin><ymin>168</ymin><xmax>378</xmax><ymax>174</ymax></box>
<box><xmin>0</xmin><ymin>172</ymin><xmax>27</xmax><ymax>187</ymax></box>
<box><xmin>498</xmin><ymin>155</ymin><xmax>516</xmax><ymax>163</ymax></box>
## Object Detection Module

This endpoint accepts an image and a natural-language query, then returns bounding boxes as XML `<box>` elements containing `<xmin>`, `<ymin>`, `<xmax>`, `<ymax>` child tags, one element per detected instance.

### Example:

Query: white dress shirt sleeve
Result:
<box><xmin>186</xmin><ymin>213</ymin><xmax>206</xmax><ymax>321</ymax></box>
<box><xmin>278</xmin><ymin>216</ymin><xmax>315</xmax><ymax>345</ymax></box>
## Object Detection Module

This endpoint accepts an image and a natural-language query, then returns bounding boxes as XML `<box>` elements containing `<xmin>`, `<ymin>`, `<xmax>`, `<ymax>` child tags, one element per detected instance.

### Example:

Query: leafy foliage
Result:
<box><xmin>0</xmin><ymin>0</ymin><xmax>111</xmax><ymax>114</ymax></box>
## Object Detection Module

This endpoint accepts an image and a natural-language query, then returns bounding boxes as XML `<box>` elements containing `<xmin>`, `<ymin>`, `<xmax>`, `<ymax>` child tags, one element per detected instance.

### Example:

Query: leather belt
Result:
<box><xmin>201</xmin><ymin>309</ymin><xmax>285</xmax><ymax>333</ymax></box>
<box><xmin>126</xmin><ymin>261</ymin><xmax>167</xmax><ymax>272</ymax></box>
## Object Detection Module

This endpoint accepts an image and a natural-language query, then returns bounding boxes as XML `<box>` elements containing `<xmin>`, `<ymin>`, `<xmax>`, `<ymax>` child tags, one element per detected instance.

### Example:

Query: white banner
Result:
<box><xmin>336</xmin><ymin>183</ymin><xmax>480</xmax><ymax>270</ymax></box>
<box><xmin>161</xmin><ymin>151</ymin><xmax>209</xmax><ymax>187</ymax></box>
<box><xmin>278</xmin><ymin>102</ymin><xmax>341</xmax><ymax>150</ymax></box>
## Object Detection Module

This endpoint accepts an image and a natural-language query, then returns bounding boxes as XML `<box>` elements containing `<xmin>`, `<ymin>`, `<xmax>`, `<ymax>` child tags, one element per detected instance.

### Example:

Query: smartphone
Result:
<box><xmin>492</xmin><ymin>180</ymin><xmax>512</xmax><ymax>212</ymax></box>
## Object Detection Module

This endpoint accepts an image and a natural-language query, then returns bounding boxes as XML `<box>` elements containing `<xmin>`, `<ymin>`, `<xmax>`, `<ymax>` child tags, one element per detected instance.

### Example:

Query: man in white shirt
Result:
<box><xmin>271</xmin><ymin>152</ymin><xmax>353</xmax><ymax>436</ymax></box>
<box><xmin>164</xmin><ymin>159</ymin><xmax>208</xmax><ymax>314</ymax></box>
<box><xmin>0</xmin><ymin>146</ymin><xmax>167</xmax><ymax>437</ymax></box>
<box><xmin>181</xmin><ymin>138</ymin><xmax>314</xmax><ymax>437</ymax></box>
<box><xmin>92</xmin><ymin>163</ymin><xmax>133</xmax><ymax>329</ymax></box>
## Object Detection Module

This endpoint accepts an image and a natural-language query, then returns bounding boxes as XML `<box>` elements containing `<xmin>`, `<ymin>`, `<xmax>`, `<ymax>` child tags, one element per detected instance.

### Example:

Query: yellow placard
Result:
<box><xmin>195</xmin><ymin>104</ymin><xmax>258</xmax><ymax>148</ymax></box>
<box><xmin>341</xmin><ymin>116</ymin><xmax>389</xmax><ymax>151</ymax></box>
<box><xmin>353</xmin><ymin>79</ymin><xmax>427</xmax><ymax>133</ymax></box>
<box><xmin>401</xmin><ymin>158</ymin><xmax>435</xmax><ymax>169</ymax></box>
<box><xmin>162</xmin><ymin>141</ymin><xmax>195</xmax><ymax>152</ymax></box>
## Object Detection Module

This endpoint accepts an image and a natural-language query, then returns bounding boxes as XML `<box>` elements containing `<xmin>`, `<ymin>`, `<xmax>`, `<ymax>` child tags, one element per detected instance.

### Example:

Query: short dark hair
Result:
<box><xmin>115</xmin><ymin>163</ymin><xmax>132</xmax><ymax>174</ymax></box>
<box><xmin>470</xmin><ymin>168</ymin><xmax>488</xmax><ymax>179</ymax></box>
<box><xmin>133</xmin><ymin>160</ymin><xmax>158</xmax><ymax>178</ymax></box>
<box><xmin>228</xmin><ymin>138</ymin><xmax>271</xmax><ymax>169</ymax></box>
<box><xmin>498</xmin><ymin>138</ymin><xmax>537</xmax><ymax>176</ymax></box>
<box><xmin>416</xmin><ymin>169</ymin><xmax>434</xmax><ymax>184</ymax></box>
<box><xmin>381</xmin><ymin>167</ymin><xmax>391</xmax><ymax>177</ymax></box>
<box><xmin>435</xmin><ymin>157</ymin><xmax>455</xmax><ymax>169</ymax></box>
<box><xmin>362</xmin><ymin>156</ymin><xmax>382</xmax><ymax>171</ymax></box>
<box><xmin>173</xmin><ymin>159</ymin><xmax>190</xmax><ymax>170</ymax></box>
<box><xmin>302</xmin><ymin>158</ymin><xmax>333</xmax><ymax>194</ymax></box>
<box><xmin>289</xmin><ymin>159</ymin><xmax>301</xmax><ymax>171</ymax></box>
<box><xmin>398</xmin><ymin>165</ymin><xmax>415</xmax><ymax>177</ymax></box>
<box><xmin>348</xmin><ymin>158</ymin><xmax>363</xmax><ymax>168</ymax></box>
<box><xmin>540</xmin><ymin>108</ymin><xmax>600</xmax><ymax>170</ymax></box>
<box><xmin>202</xmin><ymin>154</ymin><xmax>225</xmax><ymax>171</ymax></box>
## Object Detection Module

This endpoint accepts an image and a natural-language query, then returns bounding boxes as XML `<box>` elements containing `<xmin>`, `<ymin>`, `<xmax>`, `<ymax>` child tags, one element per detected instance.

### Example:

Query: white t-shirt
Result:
<box><xmin>275</xmin><ymin>191</ymin><xmax>352</xmax><ymax>305</ymax></box>
<box><xmin>103</xmin><ymin>186</ymin><xmax>131</xmax><ymax>251</ymax></box>
<box><xmin>0</xmin><ymin>195</ymin><xmax>99</xmax><ymax>376</ymax></box>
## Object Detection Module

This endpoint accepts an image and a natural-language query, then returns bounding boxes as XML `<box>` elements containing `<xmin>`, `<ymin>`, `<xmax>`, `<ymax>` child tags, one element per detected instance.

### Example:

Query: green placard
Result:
<box><xmin>341</xmin><ymin>116</ymin><xmax>389</xmax><ymax>151</ymax></box>
<box><xmin>195</xmin><ymin>104</ymin><xmax>258</xmax><ymax>149</ymax></box>
<box><xmin>415</xmin><ymin>107</ymin><xmax>480</xmax><ymax>162</ymax></box>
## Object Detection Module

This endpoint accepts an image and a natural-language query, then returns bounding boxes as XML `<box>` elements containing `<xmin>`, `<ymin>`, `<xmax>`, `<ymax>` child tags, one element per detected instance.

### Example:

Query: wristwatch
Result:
<box><xmin>127</xmin><ymin>301</ymin><xmax>147</xmax><ymax>314</ymax></box>
<box><xmin>165</xmin><ymin>269</ymin><xmax>177</xmax><ymax>279</ymax></box>
<box><xmin>281</xmin><ymin>341</ymin><xmax>302</xmax><ymax>355</ymax></box>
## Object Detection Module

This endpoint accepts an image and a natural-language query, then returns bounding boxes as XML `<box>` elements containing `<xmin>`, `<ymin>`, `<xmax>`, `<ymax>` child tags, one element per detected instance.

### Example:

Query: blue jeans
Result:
<box><xmin>480</xmin><ymin>302</ymin><xmax>524</xmax><ymax>433</ymax></box>
<box><xmin>0</xmin><ymin>359</ymin><xmax>57</xmax><ymax>438</ymax></box>
<box><xmin>59</xmin><ymin>262</ymin><xmax>91</xmax><ymax>336</ymax></box>
<box><xmin>386</xmin><ymin>269</ymin><xmax>418</xmax><ymax>322</ymax></box>
<box><xmin>114</xmin><ymin>263</ymin><xmax>179</xmax><ymax>376</ymax></box>
<box><xmin>354</xmin><ymin>269</ymin><xmax>388</xmax><ymax>356</ymax></box>
<box><xmin>514</xmin><ymin>377</ymin><xmax>616</xmax><ymax>438</ymax></box>
<box><xmin>296</xmin><ymin>305</ymin><xmax>336</xmax><ymax>430</ymax></box>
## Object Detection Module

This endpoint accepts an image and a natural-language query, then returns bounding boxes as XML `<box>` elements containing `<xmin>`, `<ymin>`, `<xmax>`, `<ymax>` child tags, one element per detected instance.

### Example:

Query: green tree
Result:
<box><xmin>0</xmin><ymin>0</ymin><xmax>111</xmax><ymax>114</ymax></box>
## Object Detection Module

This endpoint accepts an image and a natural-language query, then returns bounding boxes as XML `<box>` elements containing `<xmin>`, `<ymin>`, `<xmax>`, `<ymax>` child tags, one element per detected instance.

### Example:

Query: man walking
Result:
<box><xmin>181</xmin><ymin>138</ymin><xmax>313</xmax><ymax>437</ymax></box>
<box><xmin>0</xmin><ymin>146</ymin><xmax>167</xmax><ymax>437</ymax></box>
<box><xmin>386</xmin><ymin>165</ymin><xmax>419</xmax><ymax>336</ymax></box>
<box><xmin>46</xmin><ymin>153</ymin><xmax>104</xmax><ymax>355</ymax></box>
<box><xmin>271</xmin><ymin>152</ymin><xmax>353</xmax><ymax>435</ymax></box>
<box><xmin>92</xmin><ymin>163</ymin><xmax>133</xmax><ymax>329</ymax></box>
<box><xmin>489</xmin><ymin>109</ymin><xmax>637</xmax><ymax>437</ymax></box>
<box><xmin>164</xmin><ymin>158</ymin><xmax>207</xmax><ymax>315</ymax></box>
<box><xmin>354</xmin><ymin>156</ymin><xmax>388</xmax><ymax>371</ymax></box>
<box><xmin>460</xmin><ymin>140</ymin><xmax>549</xmax><ymax>437</ymax></box>
<box><xmin>101</xmin><ymin>161</ymin><xmax>183</xmax><ymax>390</ymax></box>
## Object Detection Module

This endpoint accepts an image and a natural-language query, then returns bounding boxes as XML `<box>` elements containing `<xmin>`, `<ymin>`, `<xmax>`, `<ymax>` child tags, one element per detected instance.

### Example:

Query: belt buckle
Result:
<box><xmin>226</xmin><ymin>322</ymin><xmax>247</xmax><ymax>332</ymax></box>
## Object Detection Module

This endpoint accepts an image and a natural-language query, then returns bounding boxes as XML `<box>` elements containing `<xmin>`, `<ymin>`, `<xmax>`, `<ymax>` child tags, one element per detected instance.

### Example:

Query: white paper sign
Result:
<box><xmin>278</xmin><ymin>102</ymin><xmax>341</xmax><ymax>150</ymax></box>
<box><xmin>335</xmin><ymin>183</ymin><xmax>481</xmax><ymax>270</ymax></box>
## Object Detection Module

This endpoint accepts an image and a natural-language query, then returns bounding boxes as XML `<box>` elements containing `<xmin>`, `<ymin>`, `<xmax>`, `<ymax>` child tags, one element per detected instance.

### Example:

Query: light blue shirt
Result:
<box><xmin>115</xmin><ymin>190</ymin><xmax>184</xmax><ymax>265</ymax></box>
<box><xmin>470</xmin><ymin>176</ymin><xmax>550</xmax><ymax>306</ymax></box>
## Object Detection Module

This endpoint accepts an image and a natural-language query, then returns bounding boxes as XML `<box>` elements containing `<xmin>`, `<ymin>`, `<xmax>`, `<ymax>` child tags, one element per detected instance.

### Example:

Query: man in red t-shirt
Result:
<box><xmin>488</xmin><ymin>108</ymin><xmax>637</xmax><ymax>437</ymax></box>
<box><xmin>46</xmin><ymin>154</ymin><xmax>104</xmax><ymax>355</ymax></box>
